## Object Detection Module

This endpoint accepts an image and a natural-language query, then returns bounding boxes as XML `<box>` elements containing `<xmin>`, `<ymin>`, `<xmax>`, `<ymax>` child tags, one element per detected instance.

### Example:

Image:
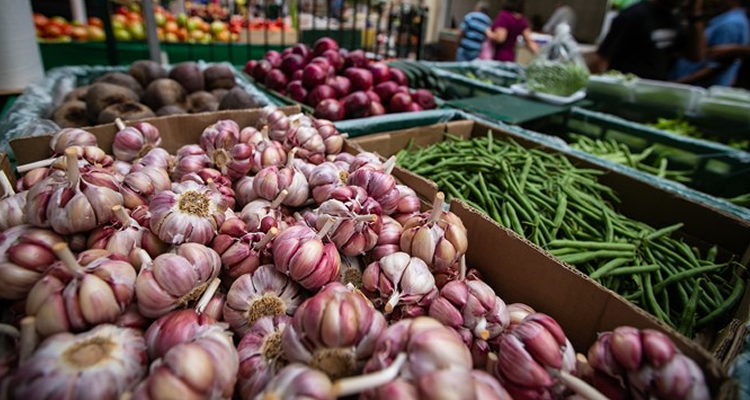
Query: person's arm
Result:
<box><xmin>522</xmin><ymin>28</ymin><xmax>539</xmax><ymax>54</ymax></box>
<box><xmin>709</xmin><ymin>44</ymin><xmax>750</xmax><ymax>63</ymax></box>
<box><xmin>542</xmin><ymin>9</ymin><xmax>562</xmax><ymax>34</ymax></box>
<box><xmin>588</xmin><ymin>54</ymin><xmax>610</xmax><ymax>74</ymax></box>
<box><xmin>491</xmin><ymin>27</ymin><xmax>508</xmax><ymax>43</ymax></box>
<box><xmin>682</xmin><ymin>0</ymin><xmax>706</xmax><ymax>62</ymax></box>
<box><xmin>674</xmin><ymin>66</ymin><xmax>725</xmax><ymax>84</ymax></box>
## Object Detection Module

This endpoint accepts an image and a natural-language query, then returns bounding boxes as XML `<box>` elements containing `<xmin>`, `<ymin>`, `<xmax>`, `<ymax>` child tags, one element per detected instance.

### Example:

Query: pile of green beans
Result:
<box><xmin>396</xmin><ymin>132</ymin><xmax>745</xmax><ymax>336</ymax></box>
<box><xmin>569</xmin><ymin>134</ymin><xmax>694</xmax><ymax>184</ymax></box>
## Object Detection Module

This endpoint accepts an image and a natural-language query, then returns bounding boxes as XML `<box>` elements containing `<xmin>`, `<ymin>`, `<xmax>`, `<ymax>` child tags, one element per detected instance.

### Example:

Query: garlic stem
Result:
<box><xmin>458</xmin><ymin>256</ymin><xmax>467</xmax><ymax>281</ymax></box>
<box><xmin>112</xmin><ymin>205</ymin><xmax>131</xmax><ymax>227</ymax></box>
<box><xmin>119</xmin><ymin>393</ymin><xmax>132</xmax><ymax>400</ymax></box>
<box><xmin>286</xmin><ymin>148</ymin><xmax>298</xmax><ymax>168</ymax></box>
<box><xmin>0</xmin><ymin>171</ymin><xmax>14</xmax><ymax>197</ymax></box>
<box><xmin>19</xmin><ymin>316</ymin><xmax>37</xmax><ymax>366</ymax></box>
<box><xmin>554</xmin><ymin>370</ymin><xmax>609</xmax><ymax>400</ymax></box>
<box><xmin>52</xmin><ymin>243</ymin><xmax>83</xmax><ymax>277</ymax></box>
<box><xmin>114</xmin><ymin>118</ymin><xmax>126</xmax><ymax>131</ymax></box>
<box><xmin>316</xmin><ymin>217</ymin><xmax>336</xmax><ymax>240</ymax></box>
<box><xmin>486</xmin><ymin>352</ymin><xmax>498</xmax><ymax>374</ymax></box>
<box><xmin>332</xmin><ymin>352</ymin><xmax>407</xmax><ymax>397</ymax></box>
<box><xmin>195</xmin><ymin>277</ymin><xmax>221</xmax><ymax>314</ymax></box>
<box><xmin>16</xmin><ymin>157</ymin><xmax>56</xmax><ymax>173</ymax></box>
<box><xmin>261</xmin><ymin>125</ymin><xmax>269</xmax><ymax>139</ymax></box>
<box><xmin>340</xmin><ymin>133</ymin><xmax>349</xmax><ymax>138</ymax></box>
<box><xmin>253</xmin><ymin>227</ymin><xmax>278</xmax><ymax>251</ymax></box>
<box><xmin>382</xmin><ymin>156</ymin><xmax>397</xmax><ymax>175</ymax></box>
<box><xmin>206</xmin><ymin>178</ymin><xmax>219</xmax><ymax>194</ymax></box>
<box><xmin>427</xmin><ymin>192</ymin><xmax>445</xmax><ymax>224</ymax></box>
<box><xmin>354</xmin><ymin>214</ymin><xmax>377</xmax><ymax>223</ymax></box>
<box><xmin>0</xmin><ymin>324</ymin><xmax>20</xmax><ymax>339</ymax></box>
<box><xmin>271</xmin><ymin>189</ymin><xmax>288</xmax><ymax>209</ymax></box>
<box><xmin>293</xmin><ymin>212</ymin><xmax>306</xmax><ymax>224</ymax></box>
<box><xmin>384</xmin><ymin>291</ymin><xmax>401</xmax><ymax>314</ymax></box>
<box><xmin>135</xmin><ymin>249</ymin><xmax>153</xmax><ymax>270</ymax></box>
<box><xmin>473</xmin><ymin>317</ymin><xmax>490</xmax><ymax>340</ymax></box>
<box><xmin>65</xmin><ymin>148</ymin><xmax>79</xmax><ymax>185</ymax></box>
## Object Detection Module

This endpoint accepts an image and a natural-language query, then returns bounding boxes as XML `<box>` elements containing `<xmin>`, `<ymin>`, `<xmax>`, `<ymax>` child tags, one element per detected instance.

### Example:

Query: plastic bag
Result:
<box><xmin>525</xmin><ymin>24</ymin><xmax>590</xmax><ymax>97</ymax></box>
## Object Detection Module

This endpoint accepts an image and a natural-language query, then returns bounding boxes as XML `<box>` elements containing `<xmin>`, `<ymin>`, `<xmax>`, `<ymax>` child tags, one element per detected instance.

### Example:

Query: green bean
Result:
<box><xmin>590</xmin><ymin>258</ymin><xmax>633</xmax><ymax>280</ymax></box>
<box><xmin>644</xmin><ymin>223</ymin><xmax>685</xmax><ymax>241</ymax></box>
<box><xmin>696</xmin><ymin>275</ymin><xmax>746</xmax><ymax>328</ymax></box>
<box><xmin>653</xmin><ymin>264</ymin><xmax>729</xmax><ymax>294</ymax></box>
<box><xmin>677</xmin><ymin>279</ymin><xmax>702</xmax><ymax>336</ymax></box>
<box><xmin>557</xmin><ymin>250</ymin><xmax>635</xmax><ymax>265</ymax></box>
<box><xmin>645</xmin><ymin>273</ymin><xmax>673</xmax><ymax>326</ymax></box>
<box><xmin>603</xmin><ymin>264</ymin><xmax>660</xmax><ymax>277</ymax></box>
<box><xmin>548</xmin><ymin>240</ymin><xmax>636</xmax><ymax>251</ymax></box>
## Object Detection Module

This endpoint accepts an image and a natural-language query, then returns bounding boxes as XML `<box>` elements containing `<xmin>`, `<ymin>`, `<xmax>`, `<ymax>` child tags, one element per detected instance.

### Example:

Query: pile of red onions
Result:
<box><xmin>0</xmin><ymin>107</ymin><xmax>711</xmax><ymax>400</ymax></box>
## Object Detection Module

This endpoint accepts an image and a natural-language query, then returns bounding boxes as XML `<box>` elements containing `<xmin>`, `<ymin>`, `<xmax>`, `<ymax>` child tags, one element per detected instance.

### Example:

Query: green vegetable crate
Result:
<box><xmin>387</xmin><ymin>60</ymin><xmax>513</xmax><ymax>101</ymax></box>
<box><xmin>521</xmin><ymin>107</ymin><xmax>750</xmax><ymax>200</ymax></box>
<box><xmin>350</xmin><ymin>118</ymin><xmax>750</xmax><ymax>367</ymax></box>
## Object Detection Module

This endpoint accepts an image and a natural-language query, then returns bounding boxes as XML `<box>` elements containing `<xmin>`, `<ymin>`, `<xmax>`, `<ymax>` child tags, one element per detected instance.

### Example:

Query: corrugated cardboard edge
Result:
<box><xmin>10</xmin><ymin>106</ymin><xmax>301</xmax><ymax>166</ymax></box>
<box><xmin>449</xmin><ymin>198</ymin><xmax>736</xmax><ymax>399</ymax></box>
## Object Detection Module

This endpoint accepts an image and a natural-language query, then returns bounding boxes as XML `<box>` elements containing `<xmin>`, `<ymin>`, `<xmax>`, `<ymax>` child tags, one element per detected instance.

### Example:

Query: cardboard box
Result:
<box><xmin>4</xmin><ymin>108</ymin><xmax>739</xmax><ymax>397</ymax></box>
<box><xmin>351</xmin><ymin>120</ymin><xmax>750</xmax><ymax>371</ymax></box>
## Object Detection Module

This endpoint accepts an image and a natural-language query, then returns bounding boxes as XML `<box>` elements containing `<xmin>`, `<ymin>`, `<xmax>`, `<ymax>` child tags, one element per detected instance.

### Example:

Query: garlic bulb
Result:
<box><xmin>87</xmin><ymin>205</ymin><xmax>168</xmax><ymax>265</ymax></box>
<box><xmin>199</xmin><ymin>119</ymin><xmax>253</xmax><ymax>181</ymax></box>
<box><xmin>309</xmin><ymin>162</ymin><xmax>349</xmax><ymax>204</ymax></box>
<box><xmin>26</xmin><ymin>244</ymin><xmax>137</xmax><ymax>336</ymax></box>
<box><xmin>393</xmin><ymin>185</ymin><xmax>420</xmax><ymax>223</ymax></box>
<box><xmin>131</xmin><ymin>147</ymin><xmax>173</xmax><ymax>172</ymax></box>
<box><xmin>134</xmin><ymin>244</ymin><xmax>222</xmax><ymax>319</ymax></box>
<box><xmin>132</xmin><ymin>324</ymin><xmax>239</xmax><ymax>399</ymax></box>
<box><xmin>49</xmin><ymin>127</ymin><xmax>97</xmax><ymax>155</ymax></box>
<box><xmin>212</xmin><ymin>225</ymin><xmax>277</xmax><ymax>282</ymax></box>
<box><xmin>120</xmin><ymin>166</ymin><xmax>171</xmax><ymax>209</ymax></box>
<box><xmin>0</xmin><ymin>172</ymin><xmax>27</xmax><ymax>231</ymax></box>
<box><xmin>338</xmin><ymin>255</ymin><xmax>366</xmax><ymax>288</ymax></box>
<box><xmin>400</xmin><ymin>192</ymin><xmax>468</xmax><ymax>272</ymax></box>
<box><xmin>362</xmin><ymin>369</ymin><xmax>512</xmax><ymax>400</ymax></box>
<box><xmin>238</xmin><ymin>315</ymin><xmax>291</xmax><ymax>400</ymax></box>
<box><xmin>258</xmin><ymin>106</ymin><xmax>291</xmax><ymax>142</ymax></box>
<box><xmin>348</xmin><ymin>159</ymin><xmax>400</xmax><ymax>214</ymax></box>
<box><xmin>293</xmin><ymin>158</ymin><xmax>317</xmax><ymax>180</ymax></box>
<box><xmin>15</xmin><ymin>167</ymin><xmax>47</xmax><ymax>192</ymax></box>
<box><xmin>362</xmin><ymin>252</ymin><xmax>437</xmax><ymax>319</ymax></box>
<box><xmin>0</xmin><ymin>225</ymin><xmax>63</xmax><ymax>300</ymax></box>
<box><xmin>223</xmin><ymin>264</ymin><xmax>304</xmax><ymax>336</ymax></box>
<box><xmin>26</xmin><ymin>149</ymin><xmax>123</xmax><ymax>235</ymax></box>
<box><xmin>314</xmin><ymin>119</ymin><xmax>345</xmax><ymax>155</ymax></box>
<box><xmin>149</xmin><ymin>180</ymin><xmax>227</xmax><ymax>245</ymax></box>
<box><xmin>349</xmin><ymin>152</ymin><xmax>383</xmax><ymax>172</ymax></box>
<box><xmin>112</xmin><ymin>119</ymin><xmax>162</xmax><ymax>162</ymax></box>
<box><xmin>241</xmin><ymin>190</ymin><xmax>289</xmax><ymax>233</ymax></box>
<box><xmin>251</xmin><ymin>134</ymin><xmax>287</xmax><ymax>173</ymax></box>
<box><xmin>234</xmin><ymin>176</ymin><xmax>257</xmax><ymax>209</ymax></box>
<box><xmin>272</xmin><ymin>222</ymin><xmax>340</xmax><ymax>291</ymax></box>
<box><xmin>332</xmin><ymin>152</ymin><xmax>356</xmax><ymax>171</ymax></box>
<box><xmin>288</xmin><ymin>125</ymin><xmax>326</xmax><ymax>164</ymax></box>
<box><xmin>172</xmin><ymin>144</ymin><xmax>212</xmax><ymax>181</ymax></box>
<box><xmin>370</xmin><ymin>216</ymin><xmax>403</xmax><ymax>261</ymax></box>
<box><xmin>181</xmin><ymin>167</ymin><xmax>237</xmax><ymax>211</ymax></box>
<box><xmin>7</xmin><ymin>324</ymin><xmax>147</xmax><ymax>399</ymax></box>
<box><xmin>282</xmin><ymin>282</ymin><xmax>387</xmax><ymax>379</ymax></box>
<box><xmin>253</xmin><ymin>150</ymin><xmax>310</xmax><ymax>207</ymax></box>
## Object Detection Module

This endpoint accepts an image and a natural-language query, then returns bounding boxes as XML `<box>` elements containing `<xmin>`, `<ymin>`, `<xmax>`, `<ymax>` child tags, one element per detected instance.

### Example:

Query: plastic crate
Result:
<box><xmin>697</xmin><ymin>97</ymin><xmax>750</xmax><ymax>124</ymax></box>
<box><xmin>632</xmin><ymin>79</ymin><xmax>706</xmax><ymax>114</ymax></box>
<box><xmin>586</xmin><ymin>75</ymin><xmax>634</xmax><ymax>102</ymax></box>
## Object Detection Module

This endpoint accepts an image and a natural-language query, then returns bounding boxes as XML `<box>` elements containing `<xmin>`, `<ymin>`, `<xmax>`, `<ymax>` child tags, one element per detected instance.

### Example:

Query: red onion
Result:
<box><xmin>252</xmin><ymin>59</ymin><xmax>273</xmax><ymax>81</ymax></box>
<box><xmin>265</xmin><ymin>50</ymin><xmax>282</xmax><ymax>67</ymax></box>
<box><xmin>265</xmin><ymin>69</ymin><xmax>289</xmax><ymax>92</ymax></box>
<box><xmin>314</xmin><ymin>98</ymin><xmax>346</xmax><ymax>121</ymax></box>
<box><xmin>412</xmin><ymin>89</ymin><xmax>436</xmax><ymax>110</ymax></box>
<box><xmin>390</xmin><ymin>68</ymin><xmax>408</xmax><ymax>86</ymax></box>
<box><xmin>388</xmin><ymin>92</ymin><xmax>414</xmax><ymax>113</ymax></box>
<box><xmin>280</xmin><ymin>54</ymin><xmax>306</xmax><ymax>77</ymax></box>
<box><xmin>374</xmin><ymin>81</ymin><xmax>400</xmax><ymax>104</ymax></box>
<box><xmin>313</xmin><ymin>36</ymin><xmax>339</xmax><ymax>56</ymax></box>
<box><xmin>287</xmin><ymin>80</ymin><xmax>308</xmax><ymax>103</ymax></box>
<box><xmin>302</xmin><ymin>63</ymin><xmax>328</xmax><ymax>89</ymax></box>
<box><xmin>307</xmin><ymin>84</ymin><xmax>337</xmax><ymax>107</ymax></box>
<box><xmin>327</xmin><ymin>75</ymin><xmax>351</xmax><ymax>98</ymax></box>
<box><xmin>345</xmin><ymin>49</ymin><xmax>368</xmax><ymax>69</ymax></box>
<box><xmin>322</xmin><ymin>49</ymin><xmax>344</xmax><ymax>71</ymax></box>
<box><xmin>345</xmin><ymin>68</ymin><xmax>374</xmax><ymax>92</ymax></box>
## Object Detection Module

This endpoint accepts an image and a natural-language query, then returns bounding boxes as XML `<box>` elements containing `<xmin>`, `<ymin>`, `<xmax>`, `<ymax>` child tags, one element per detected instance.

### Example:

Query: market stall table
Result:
<box><xmin>445</xmin><ymin>92</ymin><xmax>592</xmax><ymax>125</ymax></box>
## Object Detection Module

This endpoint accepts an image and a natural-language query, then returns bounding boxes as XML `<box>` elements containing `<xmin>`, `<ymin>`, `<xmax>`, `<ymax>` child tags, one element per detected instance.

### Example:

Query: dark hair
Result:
<box><xmin>504</xmin><ymin>0</ymin><xmax>525</xmax><ymax>13</ymax></box>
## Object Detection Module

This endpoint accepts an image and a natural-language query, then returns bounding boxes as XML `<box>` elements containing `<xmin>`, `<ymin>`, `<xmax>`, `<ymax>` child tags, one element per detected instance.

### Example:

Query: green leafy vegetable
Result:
<box><xmin>526</xmin><ymin>60</ymin><xmax>589</xmax><ymax>97</ymax></box>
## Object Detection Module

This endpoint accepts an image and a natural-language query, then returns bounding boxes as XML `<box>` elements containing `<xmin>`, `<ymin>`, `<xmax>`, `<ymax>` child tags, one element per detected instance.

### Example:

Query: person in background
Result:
<box><xmin>590</xmin><ymin>0</ymin><xmax>707</xmax><ymax>80</ymax></box>
<box><xmin>456</xmin><ymin>2</ymin><xmax>493</xmax><ymax>61</ymax></box>
<box><xmin>671</xmin><ymin>0</ymin><xmax>749</xmax><ymax>86</ymax></box>
<box><xmin>542</xmin><ymin>2</ymin><xmax>577</xmax><ymax>34</ymax></box>
<box><xmin>489</xmin><ymin>0</ymin><xmax>538</xmax><ymax>62</ymax></box>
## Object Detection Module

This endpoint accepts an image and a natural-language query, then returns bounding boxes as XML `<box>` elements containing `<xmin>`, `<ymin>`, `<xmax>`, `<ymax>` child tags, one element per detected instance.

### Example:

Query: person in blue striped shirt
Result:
<box><xmin>457</xmin><ymin>2</ymin><xmax>494</xmax><ymax>61</ymax></box>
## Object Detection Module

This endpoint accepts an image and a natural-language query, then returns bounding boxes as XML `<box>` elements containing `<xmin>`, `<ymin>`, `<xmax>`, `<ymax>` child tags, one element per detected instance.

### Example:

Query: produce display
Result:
<box><xmin>648</xmin><ymin>117</ymin><xmax>750</xmax><ymax>152</ymax></box>
<box><xmin>526</xmin><ymin>60</ymin><xmax>589</xmax><ymax>97</ymax></box>
<box><xmin>50</xmin><ymin>60</ymin><xmax>257</xmax><ymax>128</ymax></box>
<box><xmin>244</xmin><ymin>38</ymin><xmax>437</xmax><ymax>121</ymax></box>
<box><xmin>396</xmin><ymin>133</ymin><xmax>745</xmax><ymax>336</ymax></box>
<box><xmin>33</xmin><ymin>14</ymin><xmax>106</xmax><ymax>43</ymax></box>
<box><xmin>0</xmin><ymin>107</ymin><xmax>713</xmax><ymax>399</ymax></box>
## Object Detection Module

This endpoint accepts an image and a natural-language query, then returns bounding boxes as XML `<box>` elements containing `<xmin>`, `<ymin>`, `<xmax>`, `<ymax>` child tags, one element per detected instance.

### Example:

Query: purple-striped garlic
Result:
<box><xmin>181</xmin><ymin>167</ymin><xmax>237</xmax><ymax>210</ymax></box>
<box><xmin>259</xmin><ymin>106</ymin><xmax>291</xmax><ymax>142</ymax></box>
<box><xmin>87</xmin><ymin>205</ymin><xmax>168</xmax><ymax>265</ymax></box>
<box><xmin>331</xmin><ymin>152</ymin><xmax>356</xmax><ymax>171</ymax></box>
<box><xmin>0</xmin><ymin>225</ymin><xmax>63</xmax><ymax>300</ymax></box>
<box><xmin>0</xmin><ymin>172</ymin><xmax>27</xmax><ymax>231</ymax></box>
<box><xmin>347</xmin><ymin>157</ymin><xmax>400</xmax><ymax>214</ymax></box>
<box><xmin>338</xmin><ymin>255</ymin><xmax>366</xmax><ymax>288</ymax></box>
<box><xmin>149</xmin><ymin>180</ymin><xmax>227</xmax><ymax>245</ymax></box>
<box><xmin>134</xmin><ymin>243</ymin><xmax>222</xmax><ymax>319</ymax></box>
<box><xmin>49</xmin><ymin>127</ymin><xmax>97</xmax><ymax>155</ymax></box>
<box><xmin>314</xmin><ymin>119</ymin><xmax>345</xmax><ymax>155</ymax></box>
<box><xmin>15</xmin><ymin>167</ymin><xmax>47</xmax><ymax>192</ymax></box>
<box><xmin>294</xmin><ymin>157</ymin><xmax>317</xmax><ymax>180</ymax></box>
<box><xmin>363</xmin><ymin>369</ymin><xmax>513</xmax><ymax>400</ymax></box>
<box><xmin>7</xmin><ymin>324</ymin><xmax>147</xmax><ymax>400</ymax></box>
<box><xmin>309</xmin><ymin>162</ymin><xmax>349</xmax><ymax>204</ymax></box>
<box><xmin>114</xmin><ymin>160</ymin><xmax>132</xmax><ymax>178</ymax></box>
<box><xmin>400</xmin><ymin>192</ymin><xmax>468</xmax><ymax>272</ymax></box>
<box><xmin>41</xmin><ymin>145</ymin><xmax>115</xmax><ymax>172</ymax></box>
<box><xmin>200</xmin><ymin>119</ymin><xmax>241</xmax><ymax>150</ymax></box>
<box><xmin>240</xmin><ymin>125</ymin><xmax>262</xmax><ymax>144</ymax></box>
<box><xmin>364</xmin><ymin>316</ymin><xmax>472</xmax><ymax>380</ymax></box>
<box><xmin>349</xmin><ymin>152</ymin><xmax>383</xmax><ymax>172</ymax></box>
<box><xmin>234</xmin><ymin>175</ymin><xmax>257</xmax><ymax>208</ymax></box>
<box><xmin>393</xmin><ymin>185</ymin><xmax>420</xmax><ymax>224</ymax></box>
<box><xmin>238</xmin><ymin>315</ymin><xmax>291</xmax><ymax>400</ymax></box>
<box><xmin>370</xmin><ymin>216</ymin><xmax>403</xmax><ymax>261</ymax></box>
<box><xmin>253</xmin><ymin>150</ymin><xmax>310</xmax><ymax>207</ymax></box>
<box><xmin>212</xmin><ymin>226</ymin><xmax>277</xmax><ymax>283</ymax></box>
<box><xmin>120</xmin><ymin>166</ymin><xmax>171</xmax><ymax>209</ymax></box>
<box><xmin>116</xmin><ymin>304</ymin><xmax>151</xmax><ymax>331</ymax></box>
<box><xmin>586</xmin><ymin>327</ymin><xmax>708</xmax><ymax>400</ymax></box>
<box><xmin>494</xmin><ymin>313</ymin><xmax>586</xmax><ymax>399</ymax></box>
<box><xmin>288</xmin><ymin>125</ymin><xmax>326</xmax><ymax>164</ymax></box>
<box><xmin>172</xmin><ymin>144</ymin><xmax>212</xmax><ymax>181</ymax></box>
<box><xmin>272</xmin><ymin>221</ymin><xmax>340</xmax><ymax>290</ymax></box>
<box><xmin>132</xmin><ymin>324</ymin><xmax>238</xmax><ymax>400</ymax></box>
<box><xmin>224</xmin><ymin>264</ymin><xmax>304</xmax><ymax>336</ymax></box>
<box><xmin>26</xmin><ymin>149</ymin><xmax>123</xmax><ymax>235</ymax></box>
<box><xmin>131</xmin><ymin>147</ymin><xmax>173</xmax><ymax>172</ymax></box>
<box><xmin>362</xmin><ymin>252</ymin><xmax>437</xmax><ymax>319</ymax></box>
<box><xmin>282</xmin><ymin>282</ymin><xmax>387</xmax><ymax>379</ymax></box>
<box><xmin>26</xmin><ymin>244</ymin><xmax>136</xmax><ymax>336</ymax></box>
<box><xmin>112</xmin><ymin>119</ymin><xmax>162</xmax><ymax>162</ymax></box>
<box><xmin>241</xmin><ymin>190</ymin><xmax>290</xmax><ymax>233</ymax></box>
<box><xmin>251</xmin><ymin>134</ymin><xmax>287</xmax><ymax>173</ymax></box>
<box><xmin>507</xmin><ymin>303</ymin><xmax>536</xmax><ymax>325</ymax></box>
<box><xmin>316</xmin><ymin>197</ymin><xmax>383</xmax><ymax>257</ymax></box>
<box><xmin>144</xmin><ymin>277</ymin><xmax>221</xmax><ymax>359</ymax></box>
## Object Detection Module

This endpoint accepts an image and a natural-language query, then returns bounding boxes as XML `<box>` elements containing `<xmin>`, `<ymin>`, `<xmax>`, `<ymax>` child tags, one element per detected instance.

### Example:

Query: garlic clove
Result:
<box><xmin>496</xmin><ymin>334</ymin><xmax>553</xmax><ymax>388</ymax></box>
<box><xmin>641</xmin><ymin>329</ymin><xmax>675</xmax><ymax>368</ymax></box>
<box><xmin>611</xmin><ymin>326</ymin><xmax>643</xmax><ymax>371</ymax></box>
